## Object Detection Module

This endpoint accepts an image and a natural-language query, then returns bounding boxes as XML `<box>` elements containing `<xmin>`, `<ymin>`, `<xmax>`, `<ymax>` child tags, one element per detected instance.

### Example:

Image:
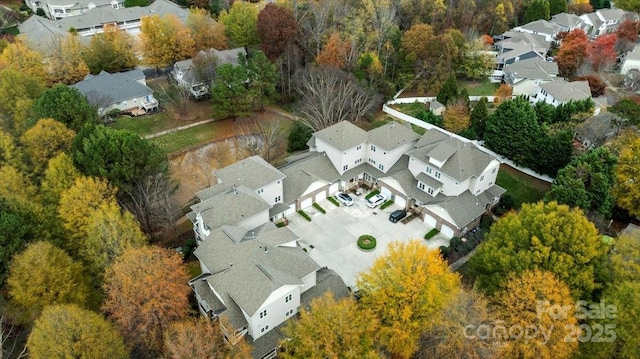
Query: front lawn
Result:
<box><xmin>496</xmin><ymin>165</ymin><xmax>550</xmax><ymax>208</ymax></box>
<box><xmin>149</xmin><ymin>122</ymin><xmax>218</xmax><ymax>154</ymax></box>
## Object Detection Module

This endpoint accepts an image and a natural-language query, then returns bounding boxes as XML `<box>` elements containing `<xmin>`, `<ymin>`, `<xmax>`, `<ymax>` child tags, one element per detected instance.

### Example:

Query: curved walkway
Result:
<box><xmin>383</xmin><ymin>96</ymin><xmax>554</xmax><ymax>183</ymax></box>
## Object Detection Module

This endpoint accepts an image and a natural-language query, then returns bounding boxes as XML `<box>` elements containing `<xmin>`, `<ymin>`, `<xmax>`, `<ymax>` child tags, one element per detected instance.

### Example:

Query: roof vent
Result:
<box><xmin>232</xmin><ymin>185</ymin><xmax>238</xmax><ymax>195</ymax></box>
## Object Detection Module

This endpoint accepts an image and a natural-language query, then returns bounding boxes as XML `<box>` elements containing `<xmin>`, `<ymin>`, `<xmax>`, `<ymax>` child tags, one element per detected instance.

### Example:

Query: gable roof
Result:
<box><xmin>497</xmin><ymin>40</ymin><xmax>547</xmax><ymax>62</ymax></box>
<box><xmin>174</xmin><ymin>47</ymin><xmax>246</xmax><ymax>86</ymax></box>
<box><xmin>192</xmin><ymin>185</ymin><xmax>272</xmax><ymax>230</ymax></box>
<box><xmin>624</xmin><ymin>44</ymin><xmax>640</xmax><ymax>63</ymax></box>
<box><xmin>367</xmin><ymin>122</ymin><xmax>419</xmax><ymax>150</ymax></box>
<box><xmin>313</xmin><ymin>121</ymin><xmax>368</xmax><ymax>151</ymax></box>
<box><xmin>515</xmin><ymin>19</ymin><xmax>560</xmax><ymax>36</ymax></box>
<box><xmin>503</xmin><ymin>57</ymin><xmax>559</xmax><ymax>81</ymax></box>
<box><xmin>194</xmin><ymin>223</ymin><xmax>320</xmax><ymax>317</ymax></box>
<box><xmin>550</xmin><ymin>12</ymin><xmax>583</xmax><ymax>29</ymax></box>
<box><xmin>197</xmin><ymin>156</ymin><xmax>285</xmax><ymax>200</ymax></box>
<box><xmin>17</xmin><ymin>17</ymin><xmax>81</xmax><ymax>54</ymax></box>
<box><xmin>280</xmin><ymin>152</ymin><xmax>340</xmax><ymax>203</ymax></box>
<box><xmin>540</xmin><ymin>79</ymin><xmax>591</xmax><ymax>102</ymax></box>
<box><xmin>499</xmin><ymin>30</ymin><xmax>550</xmax><ymax>49</ymax></box>
<box><xmin>70</xmin><ymin>70</ymin><xmax>152</xmax><ymax>106</ymax></box>
<box><xmin>408</xmin><ymin>130</ymin><xmax>496</xmax><ymax>182</ymax></box>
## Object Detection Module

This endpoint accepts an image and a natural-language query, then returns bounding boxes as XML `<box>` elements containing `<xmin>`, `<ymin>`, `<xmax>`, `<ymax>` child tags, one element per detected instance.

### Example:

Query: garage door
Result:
<box><xmin>424</xmin><ymin>214</ymin><xmax>437</xmax><ymax>227</ymax></box>
<box><xmin>315</xmin><ymin>191</ymin><xmax>327</xmax><ymax>201</ymax></box>
<box><xmin>380</xmin><ymin>186</ymin><xmax>392</xmax><ymax>199</ymax></box>
<box><xmin>394</xmin><ymin>195</ymin><xmax>407</xmax><ymax>208</ymax></box>
<box><xmin>329</xmin><ymin>183</ymin><xmax>340</xmax><ymax>195</ymax></box>
<box><xmin>440</xmin><ymin>224</ymin><xmax>455</xmax><ymax>238</ymax></box>
<box><xmin>300</xmin><ymin>197</ymin><xmax>313</xmax><ymax>210</ymax></box>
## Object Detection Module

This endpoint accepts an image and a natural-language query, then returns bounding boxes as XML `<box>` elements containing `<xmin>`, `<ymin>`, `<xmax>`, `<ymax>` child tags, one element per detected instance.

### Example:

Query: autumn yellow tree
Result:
<box><xmin>356</xmin><ymin>239</ymin><xmax>460</xmax><ymax>358</ymax></box>
<box><xmin>82</xmin><ymin>201</ymin><xmax>147</xmax><ymax>276</ymax></box>
<box><xmin>0</xmin><ymin>38</ymin><xmax>47</xmax><ymax>82</ymax></box>
<box><xmin>493</xmin><ymin>83</ymin><xmax>513</xmax><ymax>105</ymax></box>
<box><xmin>443</xmin><ymin>98</ymin><xmax>471</xmax><ymax>133</ymax></box>
<box><xmin>493</xmin><ymin>270</ymin><xmax>578</xmax><ymax>359</ymax></box>
<box><xmin>84</xmin><ymin>25</ymin><xmax>138</xmax><ymax>74</ymax></box>
<box><xmin>47</xmin><ymin>34</ymin><xmax>90</xmax><ymax>85</ymax></box>
<box><xmin>0</xmin><ymin>128</ymin><xmax>20</xmax><ymax>168</ymax></box>
<box><xmin>280</xmin><ymin>292</ymin><xmax>381</xmax><ymax>358</ymax></box>
<box><xmin>103</xmin><ymin>245</ymin><xmax>191</xmax><ymax>357</ymax></box>
<box><xmin>7</xmin><ymin>241</ymin><xmax>93</xmax><ymax>323</ymax></box>
<box><xmin>219</xmin><ymin>1</ymin><xmax>259</xmax><ymax>47</ymax></box>
<box><xmin>19</xmin><ymin>118</ymin><xmax>75</xmax><ymax>177</ymax></box>
<box><xmin>139</xmin><ymin>14</ymin><xmax>195</xmax><ymax>70</ymax></box>
<box><xmin>164</xmin><ymin>317</ymin><xmax>251</xmax><ymax>359</ymax></box>
<box><xmin>0</xmin><ymin>68</ymin><xmax>45</xmax><ymax>135</ymax></box>
<box><xmin>417</xmin><ymin>289</ymin><xmax>499</xmax><ymax>359</ymax></box>
<box><xmin>58</xmin><ymin>176</ymin><xmax>117</xmax><ymax>252</ymax></box>
<box><xmin>40</xmin><ymin>152</ymin><xmax>81</xmax><ymax>206</ymax></box>
<box><xmin>28</xmin><ymin>304</ymin><xmax>129</xmax><ymax>359</ymax></box>
<box><xmin>187</xmin><ymin>8</ymin><xmax>228</xmax><ymax>51</ymax></box>
<box><xmin>612</xmin><ymin>136</ymin><xmax>640</xmax><ymax>217</ymax></box>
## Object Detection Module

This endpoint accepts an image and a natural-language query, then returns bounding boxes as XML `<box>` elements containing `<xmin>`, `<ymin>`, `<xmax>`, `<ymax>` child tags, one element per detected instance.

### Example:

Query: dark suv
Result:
<box><xmin>389</xmin><ymin>209</ymin><xmax>407</xmax><ymax>223</ymax></box>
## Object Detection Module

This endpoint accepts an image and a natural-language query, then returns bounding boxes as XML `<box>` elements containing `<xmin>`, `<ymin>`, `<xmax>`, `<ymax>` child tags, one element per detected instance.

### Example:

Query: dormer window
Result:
<box><xmin>426</xmin><ymin>166</ymin><xmax>432</xmax><ymax>174</ymax></box>
<box><xmin>435</xmin><ymin>172</ymin><xmax>441</xmax><ymax>179</ymax></box>
<box><xmin>371</xmin><ymin>145</ymin><xmax>376</xmax><ymax>152</ymax></box>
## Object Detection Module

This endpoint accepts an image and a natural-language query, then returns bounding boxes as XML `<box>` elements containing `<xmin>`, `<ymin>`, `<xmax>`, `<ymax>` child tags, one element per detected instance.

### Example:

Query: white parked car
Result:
<box><xmin>335</xmin><ymin>192</ymin><xmax>354</xmax><ymax>206</ymax></box>
<box><xmin>366</xmin><ymin>193</ymin><xmax>387</xmax><ymax>208</ymax></box>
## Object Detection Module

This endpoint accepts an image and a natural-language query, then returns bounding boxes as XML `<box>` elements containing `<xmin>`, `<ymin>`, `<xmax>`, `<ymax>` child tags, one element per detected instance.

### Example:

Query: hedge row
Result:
<box><xmin>298</xmin><ymin>210</ymin><xmax>311</xmax><ymax>221</ymax></box>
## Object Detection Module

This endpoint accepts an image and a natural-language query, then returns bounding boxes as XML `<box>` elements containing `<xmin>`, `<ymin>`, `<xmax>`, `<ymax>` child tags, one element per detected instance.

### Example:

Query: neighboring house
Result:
<box><xmin>40</xmin><ymin>0</ymin><xmax>125</xmax><ymax>20</ymax></box>
<box><xmin>621</xmin><ymin>44</ymin><xmax>640</xmax><ymax>76</ymax></box>
<box><xmin>579</xmin><ymin>8</ymin><xmax>639</xmax><ymax>38</ymax></box>
<box><xmin>574</xmin><ymin>112</ymin><xmax>620</xmax><ymax>149</ymax></box>
<box><xmin>71</xmin><ymin>70</ymin><xmax>158</xmax><ymax>116</ymax></box>
<box><xmin>18</xmin><ymin>0</ymin><xmax>189</xmax><ymax>52</ymax></box>
<box><xmin>550</xmin><ymin>12</ymin><xmax>588</xmax><ymax>33</ymax></box>
<box><xmin>513</xmin><ymin>19</ymin><xmax>561</xmax><ymax>42</ymax></box>
<box><xmin>172</xmin><ymin>47</ymin><xmax>247</xmax><ymax>98</ymax></box>
<box><xmin>493</xmin><ymin>32</ymin><xmax>550</xmax><ymax>72</ymax></box>
<box><xmin>535</xmin><ymin>79</ymin><xmax>591</xmax><ymax>106</ymax></box>
<box><xmin>503</xmin><ymin>57</ymin><xmax>559</xmax><ymax>97</ymax></box>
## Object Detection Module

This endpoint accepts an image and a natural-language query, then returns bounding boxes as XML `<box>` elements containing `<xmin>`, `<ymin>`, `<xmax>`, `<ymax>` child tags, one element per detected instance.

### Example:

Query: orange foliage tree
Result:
<box><xmin>588</xmin><ymin>34</ymin><xmax>617</xmax><ymax>71</ymax></box>
<box><xmin>163</xmin><ymin>317</ymin><xmax>251</xmax><ymax>359</ymax></box>
<box><xmin>493</xmin><ymin>83</ymin><xmax>513</xmax><ymax>105</ymax></box>
<box><xmin>315</xmin><ymin>32</ymin><xmax>352</xmax><ymax>70</ymax></box>
<box><xmin>102</xmin><ymin>245</ymin><xmax>191</xmax><ymax>358</ymax></box>
<box><xmin>556</xmin><ymin>29</ymin><xmax>588</xmax><ymax>78</ymax></box>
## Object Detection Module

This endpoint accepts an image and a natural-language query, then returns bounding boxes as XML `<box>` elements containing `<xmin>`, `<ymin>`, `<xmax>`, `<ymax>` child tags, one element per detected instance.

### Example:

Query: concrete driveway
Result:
<box><xmin>286</xmin><ymin>196</ymin><xmax>450</xmax><ymax>289</ymax></box>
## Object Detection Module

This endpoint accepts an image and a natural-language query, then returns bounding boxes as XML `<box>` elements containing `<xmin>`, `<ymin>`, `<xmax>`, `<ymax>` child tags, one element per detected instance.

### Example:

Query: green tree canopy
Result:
<box><xmin>469</xmin><ymin>201</ymin><xmax>610</xmax><ymax>299</ymax></box>
<box><xmin>436</xmin><ymin>72</ymin><xmax>459</xmax><ymax>106</ymax></box>
<box><xmin>470</xmin><ymin>97</ymin><xmax>488</xmax><ymax>139</ymax></box>
<box><xmin>30</xmin><ymin>85</ymin><xmax>99</xmax><ymax>132</ymax></box>
<box><xmin>7</xmin><ymin>241</ymin><xmax>93</xmax><ymax>322</ymax></box>
<box><xmin>27</xmin><ymin>304</ymin><xmax>129</xmax><ymax>359</ymax></box>
<box><xmin>485</xmin><ymin>97</ymin><xmax>542</xmax><ymax>166</ymax></box>
<box><xmin>219</xmin><ymin>1</ymin><xmax>259</xmax><ymax>47</ymax></box>
<box><xmin>544</xmin><ymin>147</ymin><xmax>617</xmax><ymax>217</ymax></box>
<box><xmin>241</xmin><ymin>50</ymin><xmax>278</xmax><ymax>111</ymax></box>
<box><xmin>523</xmin><ymin>0</ymin><xmax>551</xmax><ymax>23</ymax></box>
<box><xmin>356</xmin><ymin>239</ymin><xmax>460</xmax><ymax>358</ymax></box>
<box><xmin>0</xmin><ymin>199</ymin><xmax>33</xmax><ymax>283</ymax></box>
<box><xmin>211</xmin><ymin>63</ymin><xmax>250</xmax><ymax>118</ymax></box>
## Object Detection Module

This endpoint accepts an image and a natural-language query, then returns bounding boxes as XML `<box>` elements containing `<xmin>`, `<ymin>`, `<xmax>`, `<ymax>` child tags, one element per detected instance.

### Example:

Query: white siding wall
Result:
<box><xmin>368</xmin><ymin>143</ymin><xmax>412</xmax><ymax>173</ymax></box>
<box><xmin>248</xmin><ymin>285</ymin><xmax>300</xmax><ymax>340</ymax></box>
<box><xmin>300</xmin><ymin>271</ymin><xmax>317</xmax><ymax>293</ymax></box>
<box><xmin>314</xmin><ymin>137</ymin><xmax>367</xmax><ymax>175</ymax></box>
<box><xmin>302</xmin><ymin>181</ymin><xmax>329</xmax><ymax>196</ymax></box>
<box><xmin>238</xmin><ymin>210</ymin><xmax>269</xmax><ymax>231</ymax></box>
<box><xmin>257</xmin><ymin>180</ymin><xmax>284</xmax><ymax>205</ymax></box>
<box><xmin>469</xmin><ymin>161</ymin><xmax>500</xmax><ymax>195</ymax></box>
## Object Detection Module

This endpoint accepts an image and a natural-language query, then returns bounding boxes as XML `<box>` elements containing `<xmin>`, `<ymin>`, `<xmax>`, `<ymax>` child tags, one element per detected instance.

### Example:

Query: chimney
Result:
<box><xmin>264</xmin><ymin>246</ymin><xmax>268</xmax><ymax>253</ymax></box>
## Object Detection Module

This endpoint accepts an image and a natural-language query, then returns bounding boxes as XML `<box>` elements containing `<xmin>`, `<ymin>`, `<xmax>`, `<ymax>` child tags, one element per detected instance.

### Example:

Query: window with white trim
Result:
<box><xmin>435</xmin><ymin>172</ymin><xmax>441</xmax><ymax>179</ymax></box>
<box><xmin>257</xmin><ymin>188</ymin><xmax>264</xmax><ymax>194</ymax></box>
<box><xmin>343</xmin><ymin>164</ymin><xmax>348</xmax><ymax>171</ymax></box>
<box><xmin>274</xmin><ymin>196</ymin><xmax>281</xmax><ymax>202</ymax></box>
<box><xmin>428</xmin><ymin>188</ymin><xmax>434</xmax><ymax>195</ymax></box>
<box><xmin>378</xmin><ymin>164</ymin><xmax>384</xmax><ymax>171</ymax></box>
<box><xmin>259</xmin><ymin>309</ymin><xmax>267</xmax><ymax>318</ymax></box>
<box><xmin>285</xmin><ymin>294</ymin><xmax>292</xmax><ymax>303</ymax></box>
<box><xmin>418</xmin><ymin>182</ymin><xmax>425</xmax><ymax>190</ymax></box>
<box><xmin>426</xmin><ymin>166</ymin><xmax>432</xmax><ymax>174</ymax></box>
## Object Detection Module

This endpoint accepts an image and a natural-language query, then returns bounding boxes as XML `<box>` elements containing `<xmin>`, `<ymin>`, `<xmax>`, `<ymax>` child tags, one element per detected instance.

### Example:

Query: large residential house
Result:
<box><xmin>621</xmin><ymin>44</ymin><xmax>640</xmax><ymax>76</ymax></box>
<box><xmin>579</xmin><ymin>8</ymin><xmax>639</xmax><ymax>38</ymax></box>
<box><xmin>18</xmin><ymin>0</ymin><xmax>188</xmax><ymax>53</ymax></box>
<box><xmin>550</xmin><ymin>12</ymin><xmax>588</xmax><ymax>33</ymax></box>
<box><xmin>172</xmin><ymin>47</ymin><xmax>247</xmax><ymax>98</ymax></box>
<box><xmin>512</xmin><ymin>19</ymin><xmax>560</xmax><ymax>42</ymax></box>
<box><xmin>187</xmin><ymin>121</ymin><xmax>505</xmax><ymax>357</ymax></box>
<box><xmin>535</xmin><ymin>79</ymin><xmax>591</xmax><ymax>106</ymax></box>
<box><xmin>71</xmin><ymin>70</ymin><xmax>158</xmax><ymax>116</ymax></box>
<box><xmin>503</xmin><ymin>57</ymin><xmax>559</xmax><ymax>97</ymax></box>
<box><xmin>25</xmin><ymin>0</ymin><xmax>125</xmax><ymax>20</ymax></box>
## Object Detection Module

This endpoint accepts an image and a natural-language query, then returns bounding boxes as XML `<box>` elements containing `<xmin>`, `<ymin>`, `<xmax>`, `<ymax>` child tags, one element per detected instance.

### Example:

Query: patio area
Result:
<box><xmin>286</xmin><ymin>195</ymin><xmax>450</xmax><ymax>289</ymax></box>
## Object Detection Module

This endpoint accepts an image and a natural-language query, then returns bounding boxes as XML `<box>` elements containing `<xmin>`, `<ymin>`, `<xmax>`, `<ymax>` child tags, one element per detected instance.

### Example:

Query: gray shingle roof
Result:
<box><xmin>500</xmin><ymin>30</ymin><xmax>550</xmax><ymax>49</ymax></box>
<box><xmin>503</xmin><ymin>57</ymin><xmax>559</xmax><ymax>80</ymax></box>
<box><xmin>367</xmin><ymin>122</ymin><xmax>419</xmax><ymax>150</ymax></box>
<box><xmin>192</xmin><ymin>185</ymin><xmax>272</xmax><ymax>230</ymax></box>
<box><xmin>416</xmin><ymin>172</ymin><xmax>442</xmax><ymax>189</ymax></box>
<box><xmin>516</xmin><ymin>19</ymin><xmax>560</xmax><ymax>35</ymax></box>
<box><xmin>540</xmin><ymin>79</ymin><xmax>591</xmax><ymax>102</ymax></box>
<box><xmin>280</xmin><ymin>152</ymin><xmax>340</xmax><ymax>203</ymax></box>
<box><xmin>173</xmin><ymin>47</ymin><xmax>246</xmax><ymax>86</ymax></box>
<box><xmin>426</xmin><ymin>142</ymin><xmax>457</xmax><ymax>162</ymax></box>
<box><xmin>409</xmin><ymin>131</ymin><xmax>495</xmax><ymax>182</ymax></box>
<box><xmin>194</xmin><ymin>224</ymin><xmax>320</xmax><ymax>317</ymax></box>
<box><xmin>550</xmin><ymin>12</ymin><xmax>583</xmax><ymax>28</ymax></box>
<box><xmin>313</xmin><ymin>121</ymin><xmax>368</xmax><ymax>151</ymax></box>
<box><xmin>17</xmin><ymin>16</ymin><xmax>82</xmax><ymax>54</ymax></box>
<box><xmin>197</xmin><ymin>156</ymin><xmax>285</xmax><ymax>200</ymax></box>
<box><xmin>70</xmin><ymin>70</ymin><xmax>152</xmax><ymax>106</ymax></box>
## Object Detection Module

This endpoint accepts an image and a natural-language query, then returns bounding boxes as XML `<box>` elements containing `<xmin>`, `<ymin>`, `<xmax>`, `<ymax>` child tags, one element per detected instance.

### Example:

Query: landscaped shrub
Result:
<box><xmin>439</xmin><ymin>245</ymin><xmax>450</xmax><ymax>258</ymax></box>
<box><xmin>424</xmin><ymin>228</ymin><xmax>439</xmax><ymax>239</ymax></box>
<box><xmin>480</xmin><ymin>214</ymin><xmax>494</xmax><ymax>232</ymax></box>
<box><xmin>313</xmin><ymin>203</ymin><xmax>326</xmax><ymax>214</ymax></box>
<box><xmin>357</xmin><ymin>235</ymin><xmax>377</xmax><ymax>250</ymax></box>
<box><xmin>328</xmin><ymin>197</ymin><xmax>340</xmax><ymax>207</ymax></box>
<box><xmin>276</xmin><ymin>221</ymin><xmax>287</xmax><ymax>228</ymax></box>
<box><xmin>379</xmin><ymin>200</ymin><xmax>394</xmax><ymax>210</ymax></box>
<box><xmin>298</xmin><ymin>210</ymin><xmax>311</xmax><ymax>222</ymax></box>
<box><xmin>365</xmin><ymin>189</ymin><xmax>380</xmax><ymax>200</ymax></box>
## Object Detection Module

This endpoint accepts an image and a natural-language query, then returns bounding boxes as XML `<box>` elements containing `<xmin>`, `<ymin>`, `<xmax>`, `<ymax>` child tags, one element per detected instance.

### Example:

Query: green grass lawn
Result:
<box><xmin>496</xmin><ymin>167</ymin><xmax>550</xmax><ymax>208</ymax></box>
<box><xmin>108</xmin><ymin>112</ymin><xmax>178</xmax><ymax>137</ymax></box>
<box><xmin>149</xmin><ymin>121</ymin><xmax>218</xmax><ymax>154</ymax></box>
<box><xmin>186</xmin><ymin>260</ymin><xmax>201</xmax><ymax>278</ymax></box>
<box><xmin>460</xmin><ymin>80</ymin><xmax>499</xmax><ymax>96</ymax></box>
